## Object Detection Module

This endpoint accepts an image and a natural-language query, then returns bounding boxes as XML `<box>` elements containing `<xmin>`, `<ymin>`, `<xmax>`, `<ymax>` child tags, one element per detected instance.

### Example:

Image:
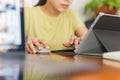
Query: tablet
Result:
<box><xmin>75</xmin><ymin>13</ymin><xmax>120</xmax><ymax>54</ymax></box>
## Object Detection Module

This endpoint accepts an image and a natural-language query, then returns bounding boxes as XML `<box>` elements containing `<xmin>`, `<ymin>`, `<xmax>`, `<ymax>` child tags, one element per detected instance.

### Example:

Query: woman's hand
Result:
<box><xmin>26</xmin><ymin>38</ymin><xmax>49</xmax><ymax>54</ymax></box>
<box><xmin>63</xmin><ymin>35</ymin><xmax>81</xmax><ymax>49</ymax></box>
<box><xmin>64</xmin><ymin>26</ymin><xmax>88</xmax><ymax>49</ymax></box>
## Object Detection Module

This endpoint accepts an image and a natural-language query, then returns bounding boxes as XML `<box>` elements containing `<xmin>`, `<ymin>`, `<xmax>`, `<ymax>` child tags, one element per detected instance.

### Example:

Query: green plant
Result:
<box><xmin>85</xmin><ymin>0</ymin><xmax>105</xmax><ymax>12</ymax></box>
<box><xmin>84</xmin><ymin>0</ymin><xmax>120</xmax><ymax>18</ymax></box>
<box><xmin>106</xmin><ymin>0</ymin><xmax>120</xmax><ymax>9</ymax></box>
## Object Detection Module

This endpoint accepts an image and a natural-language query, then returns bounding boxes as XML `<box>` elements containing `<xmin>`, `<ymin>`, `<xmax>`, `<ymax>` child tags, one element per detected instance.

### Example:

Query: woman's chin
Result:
<box><xmin>58</xmin><ymin>8</ymin><xmax>68</xmax><ymax>13</ymax></box>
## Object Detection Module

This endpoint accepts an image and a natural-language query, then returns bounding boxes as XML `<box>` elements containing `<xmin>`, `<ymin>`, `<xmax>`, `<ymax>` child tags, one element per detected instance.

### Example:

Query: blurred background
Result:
<box><xmin>0</xmin><ymin>0</ymin><xmax>23</xmax><ymax>52</ymax></box>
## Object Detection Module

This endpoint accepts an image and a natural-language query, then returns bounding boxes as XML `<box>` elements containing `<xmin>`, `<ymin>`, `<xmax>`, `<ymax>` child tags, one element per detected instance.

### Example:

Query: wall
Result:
<box><xmin>70</xmin><ymin>0</ymin><xmax>91</xmax><ymax>21</ymax></box>
<box><xmin>24</xmin><ymin>0</ymin><xmax>38</xmax><ymax>7</ymax></box>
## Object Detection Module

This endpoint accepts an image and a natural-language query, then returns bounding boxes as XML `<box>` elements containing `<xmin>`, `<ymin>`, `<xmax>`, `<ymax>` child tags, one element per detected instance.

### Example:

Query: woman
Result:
<box><xmin>25</xmin><ymin>0</ymin><xmax>88</xmax><ymax>54</ymax></box>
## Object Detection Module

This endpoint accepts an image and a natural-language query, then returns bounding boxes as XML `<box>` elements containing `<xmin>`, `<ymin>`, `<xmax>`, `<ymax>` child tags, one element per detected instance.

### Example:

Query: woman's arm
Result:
<box><xmin>75</xmin><ymin>26</ymin><xmax>88</xmax><ymax>40</ymax></box>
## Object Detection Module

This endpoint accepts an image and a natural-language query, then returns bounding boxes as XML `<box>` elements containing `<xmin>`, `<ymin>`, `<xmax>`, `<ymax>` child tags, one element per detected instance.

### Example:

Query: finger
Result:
<box><xmin>74</xmin><ymin>38</ymin><xmax>79</xmax><ymax>48</ymax></box>
<box><xmin>63</xmin><ymin>35</ymin><xmax>76</xmax><ymax>47</ymax></box>
<box><xmin>63</xmin><ymin>42</ymin><xmax>71</xmax><ymax>47</ymax></box>
<box><xmin>33</xmin><ymin>40</ymin><xmax>42</xmax><ymax>50</ymax></box>
<box><xmin>70</xmin><ymin>35</ymin><xmax>75</xmax><ymax>44</ymax></box>
<box><xmin>26</xmin><ymin>45</ymin><xmax>32</xmax><ymax>54</ymax></box>
<box><xmin>80</xmin><ymin>36</ymin><xmax>84</xmax><ymax>41</ymax></box>
<box><xmin>27</xmin><ymin>41</ymin><xmax>36</xmax><ymax>54</ymax></box>
<box><xmin>77</xmin><ymin>37</ymin><xmax>81</xmax><ymax>44</ymax></box>
<box><xmin>39</xmin><ymin>40</ymin><xmax>49</xmax><ymax>49</ymax></box>
<box><xmin>26</xmin><ymin>41</ymin><xmax>33</xmax><ymax>54</ymax></box>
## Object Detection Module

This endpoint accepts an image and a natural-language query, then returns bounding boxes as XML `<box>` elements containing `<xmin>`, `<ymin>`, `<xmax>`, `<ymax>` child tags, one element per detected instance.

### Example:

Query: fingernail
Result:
<box><xmin>70</xmin><ymin>41</ymin><xmax>73</xmax><ymax>44</ymax></box>
<box><xmin>34</xmin><ymin>51</ymin><xmax>36</xmax><ymax>54</ymax></box>
<box><xmin>46</xmin><ymin>46</ymin><xmax>49</xmax><ymax>49</ymax></box>
<box><xmin>74</xmin><ymin>36</ymin><xmax>77</xmax><ymax>38</ymax></box>
<box><xmin>39</xmin><ymin>47</ymin><xmax>42</xmax><ymax>50</ymax></box>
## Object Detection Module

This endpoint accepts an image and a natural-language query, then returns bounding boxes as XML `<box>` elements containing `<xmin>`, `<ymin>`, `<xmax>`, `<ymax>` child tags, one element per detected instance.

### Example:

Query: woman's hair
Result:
<box><xmin>35</xmin><ymin>0</ymin><xmax>47</xmax><ymax>6</ymax></box>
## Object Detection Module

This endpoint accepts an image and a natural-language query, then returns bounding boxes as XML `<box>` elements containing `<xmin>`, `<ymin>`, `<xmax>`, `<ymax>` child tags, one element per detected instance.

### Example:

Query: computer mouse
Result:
<box><xmin>103</xmin><ymin>51</ymin><xmax>120</xmax><ymax>61</ymax></box>
<box><xmin>35</xmin><ymin>47</ymin><xmax>50</xmax><ymax>54</ymax></box>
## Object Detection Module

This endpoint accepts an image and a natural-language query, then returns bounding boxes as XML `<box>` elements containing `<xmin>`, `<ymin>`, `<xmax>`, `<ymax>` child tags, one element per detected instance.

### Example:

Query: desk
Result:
<box><xmin>24</xmin><ymin>53</ymin><xmax>120</xmax><ymax>80</ymax></box>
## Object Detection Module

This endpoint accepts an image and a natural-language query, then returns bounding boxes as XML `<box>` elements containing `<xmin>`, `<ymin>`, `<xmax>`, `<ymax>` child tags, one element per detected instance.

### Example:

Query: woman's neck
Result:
<box><xmin>40</xmin><ymin>2</ymin><xmax>61</xmax><ymax>17</ymax></box>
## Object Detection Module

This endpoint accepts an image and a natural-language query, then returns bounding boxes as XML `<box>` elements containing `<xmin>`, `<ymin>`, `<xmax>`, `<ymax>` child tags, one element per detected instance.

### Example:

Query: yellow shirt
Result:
<box><xmin>25</xmin><ymin>6</ymin><xmax>85</xmax><ymax>50</ymax></box>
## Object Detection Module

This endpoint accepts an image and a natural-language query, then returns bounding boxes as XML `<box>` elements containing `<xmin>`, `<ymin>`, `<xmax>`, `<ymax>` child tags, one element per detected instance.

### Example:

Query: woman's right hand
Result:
<box><xmin>26</xmin><ymin>38</ymin><xmax>49</xmax><ymax>54</ymax></box>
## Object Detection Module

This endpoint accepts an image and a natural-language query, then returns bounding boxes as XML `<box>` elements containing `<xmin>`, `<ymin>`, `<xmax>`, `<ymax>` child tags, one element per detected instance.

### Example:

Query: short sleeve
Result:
<box><xmin>69</xmin><ymin>9</ymin><xmax>85</xmax><ymax>31</ymax></box>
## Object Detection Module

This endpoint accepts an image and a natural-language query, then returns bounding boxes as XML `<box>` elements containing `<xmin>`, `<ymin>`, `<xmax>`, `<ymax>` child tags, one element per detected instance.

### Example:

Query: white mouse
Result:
<box><xmin>35</xmin><ymin>47</ymin><xmax>50</xmax><ymax>54</ymax></box>
<box><xmin>103</xmin><ymin>51</ymin><xmax>120</xmax><ymax>61</ymax></box>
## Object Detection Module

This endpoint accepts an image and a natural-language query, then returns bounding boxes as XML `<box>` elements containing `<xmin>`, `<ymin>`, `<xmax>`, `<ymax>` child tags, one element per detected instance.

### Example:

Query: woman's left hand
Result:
<box><xmin>63</xmin><ymin>35</ymin><xmax>81</xmax><ymax>49</ymax></box>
